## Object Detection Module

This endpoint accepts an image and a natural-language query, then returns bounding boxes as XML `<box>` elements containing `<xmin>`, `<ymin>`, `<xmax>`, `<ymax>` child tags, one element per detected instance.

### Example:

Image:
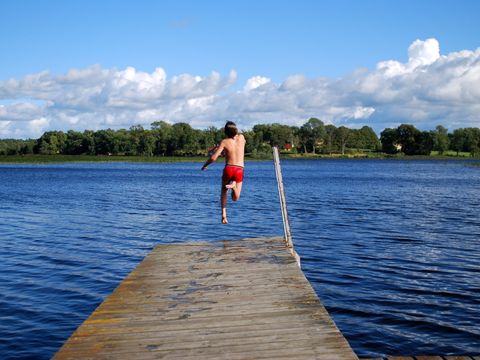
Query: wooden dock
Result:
<box><xmin>53</xmin><ymin>236</ymin><xmax>358</xmax><ymax>359</ymax></box>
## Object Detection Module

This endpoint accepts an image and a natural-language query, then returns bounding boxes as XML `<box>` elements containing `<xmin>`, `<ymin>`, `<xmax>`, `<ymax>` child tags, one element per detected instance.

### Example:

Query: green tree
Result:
<box><xmin>169</xmin><ymin>122</ymin><xmax>197</xmax><ymax>155</ymax></box>
<box><xmin>138</xmin><ymin>131</ymin><xmax>156</xmax><ymax>156</ymax></box>
<box><xmin>380</xmin><ymin>128</ymin><xmax>399</xmax><ymax>154</ymax></box>
<box><xmin>381</xmin><ymin>124</ymin><xmax>433</xmax><ymax>155</ymax></box>
<box><xmin>396</xmin><ymin>124</ymin><xmax>419</xmax><ymax>155</ymax></box>
<box><xmin>130</xmin><ymin>125</ymin><xmax>157</xmax><ymax>155</ymax></box>
<box><xmin>297</xmin><ymin>118</ymin><xmax>325</xmax><ymax>153</ymax></box>
<box><xmin>463</xmin><ymin>128</ymin><xmax>480</xmax><ymax>156</ymax></box>
<box><xmin>358</xmin><ymin>126</ymin><xmax>380</xmax><ymax>150</ymax></box>
<box><xmin>36</xmin><ymin>131</ymin><xmax>67</xmax><ymax>155</ymax></box>
<box><xmin>114</xmin><ymin>129</ymin><xmax>133</xmax><ymax>155</ymax></box>
<box><xmin>415</xmin><ymin>131</ymin><xmax>434</xmax><ymax>155</ymax></box>
<box><xmin>242</xmin><ymin>130</ymin><xmax>256</xmax><ymax>154</ymax></box>
<box><xmin>94</xmin><ymin>129</ymin><xmax>117</xmax><ymax>155</ymax></box>
<box><xmin>334</xmin><ymin>126</ymin><xmax>351</xmax><ymax>155</ymax></box>
<box><xmin>296</xmin><ymin>124</ymin><xmax>310</xmax><ymax>153</ymax></box>
<box><xmin>432</xmin><ymin>125</ymin><xmax>449</xmax><ymax>154</ymax></box>
<box><xmin>128</xmin><ymin>125</ymin><xmax>145</xmax><ymax>156</ymax></box>
<box><xmin>250</xmin><ymin>123</ymin><xmax>295</xmax><ymax>153</ymax></box>
<box><xmin>65</xmin><ymin>130</ymin><xmax>86</xmax><ymax>155</ymax></box>
<box><xmin>270</xmin><ymin>123</ymin><xmax>295</xmax><ymax>147</ymax></box>
<box><xmin>82</xmin><ymin>130</ymin><xmax>96</xmax><ymax>155</ymax></box>
<box><xmin>322</xmin><ymin>125</ymin><xmax>337</xmax><ymax>154</ymax></box>
<box><xmin>252</xmin><ymin>124</ymin><xmax>271</xmax><ymax>145</ymax></box>
<box><xmin>151</xmin><ymin>121</ymin><xmax>173</xmax><ymax>156</ymax></box>
<box><xmin>20</xmin><ymin>140</ymin><xmax>35</xmax><ymax>154</ymax></box>
<box><xmin>450</xmin><ymin>128</ymin><xmax>466</xmax><ymax>155</ymax></box>
<box><xmin>251</xmin><ymin>124</ymin><xmax>266</xmax><ymax>152</ymax></box>
<box><xmin>202</xmin><ymin>126</ymin><xmax>222</xmax><ymax>147</ymax></box>
<box><xmin>0</xmin><ymin>139</ymin><xmax>34</xmax><ymax>155</ymax></box>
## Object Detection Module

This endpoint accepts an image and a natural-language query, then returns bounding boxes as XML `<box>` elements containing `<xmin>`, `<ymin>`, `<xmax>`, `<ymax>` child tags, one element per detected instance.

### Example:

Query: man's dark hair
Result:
<box><xmin>224</xmin><ymin>121</ymin><xmax>238</xmax><ymax>138</ymax></box>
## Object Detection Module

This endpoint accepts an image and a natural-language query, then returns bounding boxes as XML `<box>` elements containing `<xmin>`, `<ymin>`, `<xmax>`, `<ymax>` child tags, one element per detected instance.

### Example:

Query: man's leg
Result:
<box><xmin>221</xmin><ymin>178</ymin><xmax>229</xmax><ymax>224</ymax></box>
<box><xmin>231</xmin><ymin>181</ymin><xmax>243</xmax><ymax>201</ymax></box>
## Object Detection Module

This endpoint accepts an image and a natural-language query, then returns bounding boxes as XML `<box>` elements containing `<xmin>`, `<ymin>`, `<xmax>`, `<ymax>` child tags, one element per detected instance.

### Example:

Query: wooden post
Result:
<box><xmin>273</xmin><ymin>146</ymin><xmax>300</xmax><ymax>266</ymax></box>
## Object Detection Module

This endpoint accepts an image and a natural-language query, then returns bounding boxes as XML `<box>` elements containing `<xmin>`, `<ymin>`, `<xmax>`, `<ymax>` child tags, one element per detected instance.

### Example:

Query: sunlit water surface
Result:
<box><xmin>0</xmin><ymin>160</ymin><xmax>479</xmax><ymax>359</ymax></box>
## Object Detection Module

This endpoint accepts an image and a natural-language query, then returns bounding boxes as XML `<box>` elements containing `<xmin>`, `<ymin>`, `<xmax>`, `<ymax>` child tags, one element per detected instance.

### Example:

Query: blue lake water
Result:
<box><xmin>0</xmin><ymin>159</ymin><xmax>479</xmax><ymax>359</ymax></box>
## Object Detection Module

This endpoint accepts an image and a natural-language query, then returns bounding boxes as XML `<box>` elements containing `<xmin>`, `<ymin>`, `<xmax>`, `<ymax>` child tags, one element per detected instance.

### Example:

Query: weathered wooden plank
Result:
<box><xmin>54</xmin><ymin>237</ymin><xmax>358</xmax><ymax>359</ymax></box>
<box><xmin>415</xmin><ymin>356</ymin><xmax>445</xmax><ymax>360</ymax></box>
<box><xmin>55</xmin><ymin>345</ymin><xmax>347</xmax><ymax>360</ymax></box>
<box><xmin>57</xmin><ymin>333</ymin><xmax>352</xmax><ymax>356</ymax></box>
<box><xmin>56</xmin><ymin>325</ymin><xmax>349</xmax><ymax>350</ymax></box>
<box><xmin>92</xmin><ymin>292</ymin><xmax>320</xmax><ymax>312</ymax></box>
<box><xmin>85</xmin><ymin>304</ymin><xmax>336</xmax><ymax>324</ymax></box>
<box><xmin>78</xmin><ymin>309</ymin><xmax>338</xmax><ymax>332</ymax></box>
<box><xmin>71</xmin><ymin>311</ymin><xmax>345</xmax><ymax>342</ymax></box>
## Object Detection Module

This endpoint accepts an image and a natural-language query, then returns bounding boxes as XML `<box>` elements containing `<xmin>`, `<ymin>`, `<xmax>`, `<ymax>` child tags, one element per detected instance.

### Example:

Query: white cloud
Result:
<box><xmin>0</xmin><ymin>121</ymin><xmax>11</xmax><ymax>135</ymax></box>
<box><xmin>1</xmin><ymin>38</ymin><xmax>480</xmax><ymax>138</ymax></box>
<box><xmin>376</xmin><ymin>38</ymin><xmax>441</xmax><ymax>78</ymax></box>
<box><xmin>408</xmin><ymin>38</ymin><xmax>440</xmax><ymax>66</ymax></box>
<box><xmin>28</xmin><ymin>117</ymin><xmax>50</xmax><ymax>136</ymax></box>
<box><xmin>243</xmin><ymin>76</ymin><xmax>271</xmax><ymax>91</ymax></box>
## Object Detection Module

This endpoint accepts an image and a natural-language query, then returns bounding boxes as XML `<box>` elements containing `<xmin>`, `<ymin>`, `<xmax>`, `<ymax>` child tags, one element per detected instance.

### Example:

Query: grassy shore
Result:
<box><xmin>0</xmin><ymin>154</ymin><xmax>206</xmax><ymax>164</ymax></box>
<box><xmin>0</xmin><ymin>152</ymin><xmax>478</xmax><ymax>164</ymax></box>
<box><xmin>280</xmin><ymin>151</ymin><xmax>477</xmax><ymax>160</ymax></box>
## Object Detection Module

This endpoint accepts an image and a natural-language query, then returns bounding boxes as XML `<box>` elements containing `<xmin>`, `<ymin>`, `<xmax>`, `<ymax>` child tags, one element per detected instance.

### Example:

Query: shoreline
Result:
<box><xmin>0</xmin><ymin>153</ymin><xmax>478</xmax><ymax>164</ymax></box>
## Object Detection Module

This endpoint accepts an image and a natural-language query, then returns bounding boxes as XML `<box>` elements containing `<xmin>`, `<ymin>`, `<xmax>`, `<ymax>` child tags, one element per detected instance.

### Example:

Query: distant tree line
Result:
<box><xmin>1</xmin><ymin>118</ymin><xmax>479</xmax><ymax>157</ymax></box>
<box><xmin>380</xmin><ymin>124</ymin><xmax>480</xmax><ymax>156</ymax></box>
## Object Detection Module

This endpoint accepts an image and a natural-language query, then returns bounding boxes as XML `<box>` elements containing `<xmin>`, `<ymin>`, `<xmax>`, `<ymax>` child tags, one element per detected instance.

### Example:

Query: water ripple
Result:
<box><xmin>1</xmin><ymin>160</ymin><xmax>479</xmax><ymax>359</ymax></box>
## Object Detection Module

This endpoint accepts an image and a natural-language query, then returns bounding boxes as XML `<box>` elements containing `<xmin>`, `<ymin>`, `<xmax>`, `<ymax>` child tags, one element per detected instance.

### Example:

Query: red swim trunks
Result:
<box><xmin>222</xmin><ymin>164</ymin><xmax>244</xmax><ymax>183</ymax></box>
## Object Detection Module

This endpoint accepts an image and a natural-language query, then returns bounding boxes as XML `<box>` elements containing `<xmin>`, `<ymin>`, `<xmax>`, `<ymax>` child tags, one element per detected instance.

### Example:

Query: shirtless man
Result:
<box><xmin>201</xmin><ymin>121</ymin><xmax>246</xmax><ymax>224</ymax></box>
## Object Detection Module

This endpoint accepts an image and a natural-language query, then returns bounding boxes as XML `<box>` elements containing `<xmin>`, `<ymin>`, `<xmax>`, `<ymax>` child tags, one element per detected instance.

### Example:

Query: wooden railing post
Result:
<box><xmin>272</xmin><ymin>146</ymin><xmax>300</xmax><ymax>266</ymax></box>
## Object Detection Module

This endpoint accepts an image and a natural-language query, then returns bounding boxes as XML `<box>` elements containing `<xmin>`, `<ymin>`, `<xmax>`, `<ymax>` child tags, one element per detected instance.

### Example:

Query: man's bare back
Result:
<box><xmin>201</xmin><ymin>133</ymin><xmax>245</xmax><ymax>169</ymax></box>
<box><xmin>201</xmin><ymin>121</ymin><xmax>246</xmax><ymax>224</ymax></box>
<box><xmin>220</xmin><ymin>135</ymin><xmax>246</xmax><ymax>166</ymax></box>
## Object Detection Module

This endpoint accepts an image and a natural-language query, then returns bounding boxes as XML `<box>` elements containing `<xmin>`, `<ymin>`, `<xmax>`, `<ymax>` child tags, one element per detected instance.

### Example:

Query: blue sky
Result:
<box><xmin>1</xmin><ymin>0</ymin><xmax>480</xmax><ymax>138</ymax></box>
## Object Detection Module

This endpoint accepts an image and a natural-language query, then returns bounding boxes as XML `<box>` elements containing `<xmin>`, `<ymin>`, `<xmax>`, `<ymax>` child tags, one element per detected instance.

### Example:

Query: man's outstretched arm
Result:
<box><xmin>201</xmin><ymin>142</ymin><xmax>225</xmax><ymax>170</ymax></box>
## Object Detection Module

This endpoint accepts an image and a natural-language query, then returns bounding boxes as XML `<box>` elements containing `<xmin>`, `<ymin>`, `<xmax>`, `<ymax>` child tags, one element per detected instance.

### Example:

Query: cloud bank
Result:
<box><xmin>1</xmin><ymin>38</ymin><xmax>479</xmax><ymax>138</ymax></box>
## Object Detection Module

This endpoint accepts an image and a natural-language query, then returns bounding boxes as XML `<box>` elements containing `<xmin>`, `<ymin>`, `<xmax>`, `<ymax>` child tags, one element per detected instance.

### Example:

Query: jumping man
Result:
<box><xmin>201</xmin><ymin>121</ymin><xmax>246</xmax><ymax>224</ymax></box>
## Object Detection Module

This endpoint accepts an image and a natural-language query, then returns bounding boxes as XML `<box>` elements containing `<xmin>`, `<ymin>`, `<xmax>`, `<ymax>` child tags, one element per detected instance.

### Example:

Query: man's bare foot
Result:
<box><xmin>221</xmin><ymin>208</ymin><xmax>228</xmax><ymax>224</ymax></box>
<box><xmin>225</xmin><ymin>181</ymin><xmax>236</xmax><ymax>189</ymax></box>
